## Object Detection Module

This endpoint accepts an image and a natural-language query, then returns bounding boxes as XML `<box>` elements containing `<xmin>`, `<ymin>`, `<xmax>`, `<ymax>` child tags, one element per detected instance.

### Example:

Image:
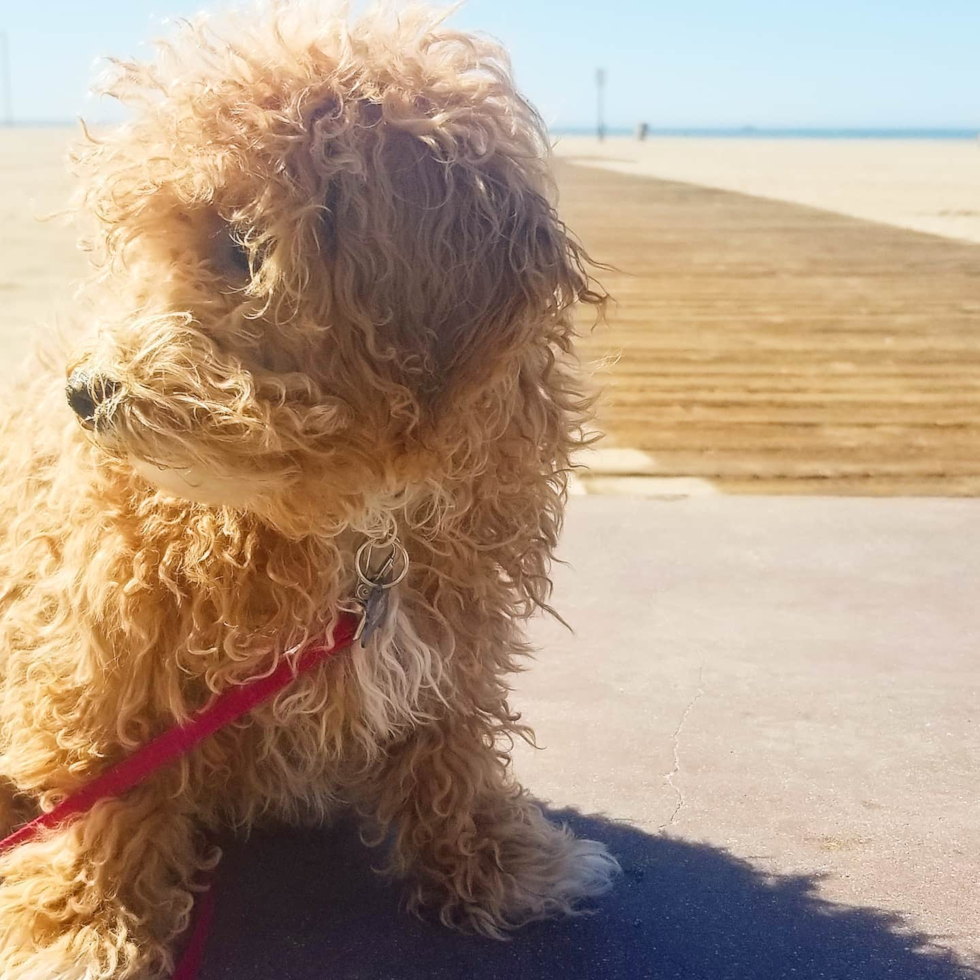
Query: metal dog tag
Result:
<box><xmin>357</xmin><ymin>584</ymin><xmax>390</xmax><ymax>647</ymax></box>
<box><xmin>353</xmin><ymin>539</ymin><xmax>409</xmax><ymax>646</ymax></box>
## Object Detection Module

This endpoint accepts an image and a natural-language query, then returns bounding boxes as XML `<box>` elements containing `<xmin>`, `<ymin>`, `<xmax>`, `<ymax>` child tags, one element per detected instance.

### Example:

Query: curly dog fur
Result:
<box><xmin>0</xmin><ymin>4</ymin><xmax>619</xmax><ymax>976</ymax></box>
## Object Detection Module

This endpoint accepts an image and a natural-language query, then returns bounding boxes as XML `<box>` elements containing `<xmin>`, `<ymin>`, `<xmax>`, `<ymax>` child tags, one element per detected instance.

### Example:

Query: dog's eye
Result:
<box><xmin>213</xmin><ymin>224</ymin><xmax>256</xmax><ymax>279</ymax></box>
<box><xmin>228</xmin><ymin>236</ymin><xmax>251</xmax><ymax>277</ymax></box>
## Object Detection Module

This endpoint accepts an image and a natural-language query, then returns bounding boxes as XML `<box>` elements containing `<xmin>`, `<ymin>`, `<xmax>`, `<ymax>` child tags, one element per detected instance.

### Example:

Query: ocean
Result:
<box><xmin>550</xmin><ymin>126</ymin><xmax>978</xmax><ymax>140</ymax></box>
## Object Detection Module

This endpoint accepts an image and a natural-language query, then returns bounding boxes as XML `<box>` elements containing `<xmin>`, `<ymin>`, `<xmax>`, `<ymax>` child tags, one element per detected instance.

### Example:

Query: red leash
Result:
<box><xmin>172</xmin><ymin>885</ymin><xmax>217</xmax><ymax>980</ymax></box>
<box><xmin>0</xmin><ymin>613</ymin><xmax>358</xmax><ymax>856</ymax></box>
<box><xmin>0</xmin><ymin>611</ymin><xmax>360</xmax><ymax>977</ymax></box>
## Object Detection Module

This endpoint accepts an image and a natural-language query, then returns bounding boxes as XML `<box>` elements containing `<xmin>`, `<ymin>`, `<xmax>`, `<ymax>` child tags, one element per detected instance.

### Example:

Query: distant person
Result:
<box><xmin>636</xmin><ymin>121</ymin><xmax>649</xmax><ymax>141</ymax></box>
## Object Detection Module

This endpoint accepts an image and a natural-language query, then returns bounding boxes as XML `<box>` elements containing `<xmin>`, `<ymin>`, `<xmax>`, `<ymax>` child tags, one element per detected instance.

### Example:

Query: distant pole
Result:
<box><xmin>0</xmin><ymin>31</ymin><xmax>11</xmax><ymax>126</ymax></box>
<box><xmin>596</xmin><ymin>67</ymin><xmax>606</xmax><ymax>142</ymax></box>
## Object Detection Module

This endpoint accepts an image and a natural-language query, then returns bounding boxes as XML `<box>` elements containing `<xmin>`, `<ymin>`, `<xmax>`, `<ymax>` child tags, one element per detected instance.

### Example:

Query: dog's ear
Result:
<box><xmin>319</xmin><ymin>125</ymin><xmax>602</xmax><ymax>415</ymax></box>
<box><xmin>402</xmin><ymin>131</ymin><xmax>600</xmax><ymax>398</ymax></box>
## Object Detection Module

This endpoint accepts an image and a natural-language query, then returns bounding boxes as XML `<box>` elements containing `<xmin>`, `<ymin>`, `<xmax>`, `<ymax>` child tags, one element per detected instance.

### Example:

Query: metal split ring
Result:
<box><xmin>354</xmin><ymin>539</ymin><xmax>410</xmax><ymax>590</ymax></box>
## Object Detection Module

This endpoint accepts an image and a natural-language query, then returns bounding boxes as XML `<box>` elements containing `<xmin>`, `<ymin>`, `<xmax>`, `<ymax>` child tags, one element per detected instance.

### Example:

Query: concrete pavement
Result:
<box><xmin>200</xmin><ymin>496</ymin><xmax>980</xmax><ymax>979</ymax></box>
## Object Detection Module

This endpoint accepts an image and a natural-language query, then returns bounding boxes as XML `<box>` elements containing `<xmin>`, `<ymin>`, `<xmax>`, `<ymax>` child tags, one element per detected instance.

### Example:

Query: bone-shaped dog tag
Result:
<box><xmin>357</xmin><ymin>584</ymin><xmax>389</xmax><ymax>646</ymax></box>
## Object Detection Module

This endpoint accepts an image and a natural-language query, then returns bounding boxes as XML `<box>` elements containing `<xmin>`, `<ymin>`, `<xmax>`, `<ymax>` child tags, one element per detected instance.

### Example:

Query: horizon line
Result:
<box><xmin>3</xmin><ymin>120</ymin><xmax>978</xmax><ymax>136</ymax></box>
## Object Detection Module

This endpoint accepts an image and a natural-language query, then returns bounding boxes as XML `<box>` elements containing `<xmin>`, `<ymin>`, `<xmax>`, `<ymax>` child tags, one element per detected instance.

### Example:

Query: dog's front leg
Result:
<box><xmin>359</xmin><ymin>713</ymin><xmax>619</xmax><ymax>938</ymax></box>
<box><xmin>0</xmin><ymin>784</ymin><xmax>211</xmax><ymax>980</ymax></box>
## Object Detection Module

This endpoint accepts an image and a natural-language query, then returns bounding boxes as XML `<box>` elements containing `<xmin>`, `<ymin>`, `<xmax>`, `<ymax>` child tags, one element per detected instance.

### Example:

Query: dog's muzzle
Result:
<box><xmin>66</xmin><ymin>368</ymin><xmax>120</xmax><ymax>429</ymax></box>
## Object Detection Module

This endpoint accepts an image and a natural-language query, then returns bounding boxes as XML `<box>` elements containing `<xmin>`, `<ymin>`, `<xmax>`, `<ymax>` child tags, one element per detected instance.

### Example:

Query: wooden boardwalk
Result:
<box><xmin>557</xmin><ymin>159</ymin><xmax>980</xmax><ymax>495</ymax></box>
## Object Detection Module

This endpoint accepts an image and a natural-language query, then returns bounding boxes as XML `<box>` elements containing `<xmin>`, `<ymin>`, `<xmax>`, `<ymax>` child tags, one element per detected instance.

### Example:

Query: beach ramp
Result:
<box><xmin>555</xmin><ymin>156</ymin><xmax>980</xmax><ymax>497</ymax></box>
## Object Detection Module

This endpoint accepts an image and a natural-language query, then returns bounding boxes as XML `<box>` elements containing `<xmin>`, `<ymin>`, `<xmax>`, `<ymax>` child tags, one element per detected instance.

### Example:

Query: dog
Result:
<box><xmin>0</xmin><ymin>4</ymin><xmax>619</xmax><ymax>977</ymax></box>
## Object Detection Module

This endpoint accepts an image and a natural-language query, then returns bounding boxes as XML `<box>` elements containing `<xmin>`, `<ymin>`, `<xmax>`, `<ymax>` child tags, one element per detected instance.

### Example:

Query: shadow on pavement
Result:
<box><xmin>199</xmin><ymin>807</ymin><xmax>978</xmax><ymax>980</ymax></box>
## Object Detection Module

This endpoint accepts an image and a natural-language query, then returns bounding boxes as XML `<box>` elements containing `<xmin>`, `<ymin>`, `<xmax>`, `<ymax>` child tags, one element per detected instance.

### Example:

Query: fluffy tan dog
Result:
<box><xmin>0</xmin><ymin>4</ymin><xmax>618</xmax><ymax>977</ymax></box>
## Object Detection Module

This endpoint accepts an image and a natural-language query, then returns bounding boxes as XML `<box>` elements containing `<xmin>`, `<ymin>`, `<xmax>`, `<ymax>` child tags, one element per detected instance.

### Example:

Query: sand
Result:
<box><xmin>0</xmin><ymin>127</ymin><xmax>84</xmax><ymax>367</ymax></box>
<box><xmin>3</xmin><ymin>127</ymin><xmax>980</xmax><ymax>496</ymax></box>
<box><xmin>554</xmin><ymin>135</ymin><xmax>980</xmax><ymax>244</ymax></box>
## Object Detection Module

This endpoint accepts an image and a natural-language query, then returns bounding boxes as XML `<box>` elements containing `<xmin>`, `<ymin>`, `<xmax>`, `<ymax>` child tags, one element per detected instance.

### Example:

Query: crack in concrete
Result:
<box><xmin>660</xmin><ymin>664</ymin><xmax>705</xmax><ymax>832</ymax></box>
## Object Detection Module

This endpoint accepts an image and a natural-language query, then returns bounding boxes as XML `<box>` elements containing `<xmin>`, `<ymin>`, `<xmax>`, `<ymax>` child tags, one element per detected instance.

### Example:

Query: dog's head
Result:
<box><xmin>66</xmin><ymin>4</ymin><xmax>600</xmax><ymax>534</ymax></box>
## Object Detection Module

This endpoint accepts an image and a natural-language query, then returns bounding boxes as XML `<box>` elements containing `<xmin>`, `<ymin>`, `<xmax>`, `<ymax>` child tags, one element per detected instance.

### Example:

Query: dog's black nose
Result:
<box><xmin>66</xmin><ymin>369</ymin><xmax>119</xmax><ymax>427</ymax></box>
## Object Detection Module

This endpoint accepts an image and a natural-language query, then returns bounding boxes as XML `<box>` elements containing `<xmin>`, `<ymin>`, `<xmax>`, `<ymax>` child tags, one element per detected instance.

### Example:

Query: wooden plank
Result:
<box><xmin>558</xmin><ymin>160</ymin><xmax>980</xmax><ymax>496</ymax></box>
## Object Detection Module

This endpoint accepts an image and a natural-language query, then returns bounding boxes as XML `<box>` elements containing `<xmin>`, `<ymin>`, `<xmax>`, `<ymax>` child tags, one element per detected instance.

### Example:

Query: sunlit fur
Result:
<box><xmin>0</xmin><ymin>4</ymin><xmax>619</xmax><ymax>977</ymax></box>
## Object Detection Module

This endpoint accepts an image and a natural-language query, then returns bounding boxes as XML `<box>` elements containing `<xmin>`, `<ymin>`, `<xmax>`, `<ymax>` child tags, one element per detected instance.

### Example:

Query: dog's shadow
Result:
<box><xmin>199</xmin><ymin>808</ymin><xmax>978</xmax><ymax>980</ymax></box>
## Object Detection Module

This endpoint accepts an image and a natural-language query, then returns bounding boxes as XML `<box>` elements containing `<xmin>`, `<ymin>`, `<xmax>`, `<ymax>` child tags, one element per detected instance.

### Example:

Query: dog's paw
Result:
<box><xmin>538</xmin><ymin>832</ymin><xmax>622</xmax><ymax>910</ymax></box>
<box><xmin>0</xmin><ymin>935</ymin><xmax>163</xmax><ymax>980</ymax></box>
<box><xmin>0</xmin><ymin>931</ymin><xmax>148</xmax><ymax>980</ymax></box>
<box><xmin>410</xmin><ymin>808</ymin><xmax>621</xmax><ymax>938</ymax></box>
<box><xmin>0</xmin><ymin>888</ymin><xmax>160</xmax><ymax>980</ymax></box>
<box><xmin>0</xmin><ymin>946</ymin><xmax>90</xmax><ymax>980</ymax></box>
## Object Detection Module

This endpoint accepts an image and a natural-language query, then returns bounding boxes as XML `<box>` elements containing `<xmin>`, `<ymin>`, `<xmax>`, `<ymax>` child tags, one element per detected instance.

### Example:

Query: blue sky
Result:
<box><xmin>2</xmin><ymin>1</ymin><xmax>979</xmax><ymax>129</ymax></box>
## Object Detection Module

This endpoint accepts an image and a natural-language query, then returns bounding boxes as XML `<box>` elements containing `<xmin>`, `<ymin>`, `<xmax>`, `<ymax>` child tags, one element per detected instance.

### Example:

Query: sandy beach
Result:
<box><xmin>554</xmin><ymin>135</ymin><xmax>980</xmax><ymax>244</ymax></box>
<box><xmin>3</xmin><ymin>127</ymin><xmax>980</xmax><ymax>495</ymax></box>
<box><xmin>0</xmin><ymin>127</ymin><xmax>83</xmax><ymax>368</ymax></box>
